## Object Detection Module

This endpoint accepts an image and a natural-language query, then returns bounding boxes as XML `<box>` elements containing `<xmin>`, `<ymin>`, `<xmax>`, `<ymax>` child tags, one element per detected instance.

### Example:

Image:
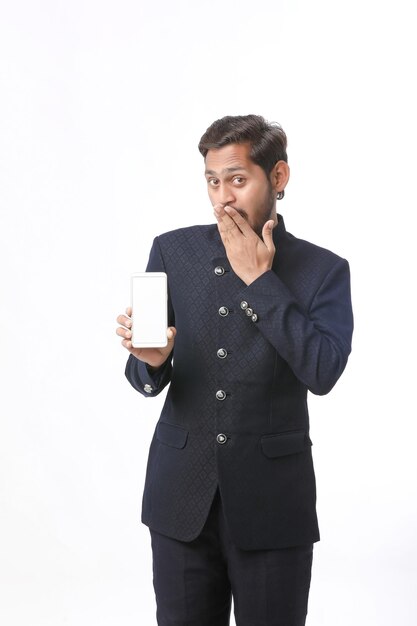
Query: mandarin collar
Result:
<box><xmin>272</xmin><ymin>213</ymin><xmax>286</xmax><ymax>245</ymax></box>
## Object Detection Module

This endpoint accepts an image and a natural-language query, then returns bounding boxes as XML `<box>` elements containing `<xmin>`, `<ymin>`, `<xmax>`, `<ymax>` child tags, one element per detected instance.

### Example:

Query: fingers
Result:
<box><xmin>166</xmin><ymin>326</ymin><xmax>176</xmax><ymax>342</ymax></box>
<box><xmin>116</xmin><ymin>309</ymin><xmax>133</xmax><ymax>346</ymax></box>
<box><xmin>156</xmin><ymin>326</ymin><xmax>177</xmax><ymax>355</ymax></box>
<box><xmin>261</xmin><ymin>220</ymin><xmax>276</xmax><ymax>253</ymax></box>
<box><xmin>116</xmin><ymin>313</ymin><xmax>132</xmax><ymax>329</ymax></box>
<box><xmin>121</xmin><ymin>338</ymin><xmax>135</xmax><ymax>350</ymax></box>
<box><xmin>214</xmin><ymin>205</ymin><xmax>253</xmax><ymax>238</ymax></box>
<box><xmin>214</xmin><ymin>204</ymin><xmax>238</xmax><ymax>231</ymax></box>
<box><xmin>213</xmin><ymin>204</ymin><xmax>235</xmax><ymax>233</ymax></box>
<box><xmin>223</xmin><ymin>206</ymin><xmax>253</xmax><ymax>236</ymax></box>
<box><xmin>116</xmin><ymin>314</ymin><xmax>177</xmax><ymax>357</ymax></box>
<box><xmin>116</xmin><ymin>325</ymin><xmax>132</xmax><ymax>340</ymax></box>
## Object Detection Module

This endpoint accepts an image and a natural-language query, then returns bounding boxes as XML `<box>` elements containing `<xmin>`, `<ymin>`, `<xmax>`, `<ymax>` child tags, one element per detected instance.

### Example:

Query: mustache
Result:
<box><xmin>225</xmin><ymin>206</ymin><xmax>249</xmax><ymax>221</ymax></box>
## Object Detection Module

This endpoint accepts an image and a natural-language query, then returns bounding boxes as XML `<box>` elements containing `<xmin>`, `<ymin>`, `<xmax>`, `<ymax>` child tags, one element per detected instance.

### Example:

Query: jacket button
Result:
<box><xmin>217</xmin><ymin>348</ymin><xmax>228</xmax><ymax>359</ymax></box>
<box><xmin>143</xmin><ymin>384</ymin><xmax>153</xmax><ymax>393</ymax></box>
<box><xmin>214</xmin><ymin>266</ymin><xmax>225</xmax><ymax>276</ymax></box>
<box><xmin>216</xmin><ymin>433</ymin><xmax>227</xmax><ymax>444</ymax></box>
<box><xmin>218</xmin><ymin>306</ymin><xmax>229</xmax><ymax>317</ymax></box>
<box><xmin>245</xmin><ymin>307</ymin><xmax>253</xmax><ymax>316</ymax></box>
<box><xmin>216</xmin><ymin>389</ymin><xmax>226</xmax><ymax>401</ymax></box>
<box><xmin>240</xmin><ymin>301</ymin><xmax>248</xmax><ymax>310</ymax></box>
<box><xmin>251</xmin><ymin>313</ymin><xmax>258</xmax><ymax>322</ymax></box>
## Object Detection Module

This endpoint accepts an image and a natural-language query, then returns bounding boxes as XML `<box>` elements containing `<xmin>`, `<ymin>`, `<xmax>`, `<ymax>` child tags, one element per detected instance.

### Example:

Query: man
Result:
<box><xmin>116</xmin><ymin>115</ymin><xmax>353</xmax><ymax>626</ymax></box>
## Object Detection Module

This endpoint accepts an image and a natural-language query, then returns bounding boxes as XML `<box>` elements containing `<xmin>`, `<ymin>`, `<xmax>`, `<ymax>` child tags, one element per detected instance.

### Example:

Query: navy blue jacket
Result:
<box><xmin>125</xmin><ymin>215</ymin><xmax>353</xmax><ymax>550</ymax></box>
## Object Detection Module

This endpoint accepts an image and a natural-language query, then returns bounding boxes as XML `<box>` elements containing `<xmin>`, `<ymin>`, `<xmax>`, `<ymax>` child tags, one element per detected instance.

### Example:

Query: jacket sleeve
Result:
<box><xmin>125</xmin><ymin>237</ymin><xmax>174</xmax><ymax>398</ymax></box>
<box><xmin>236</xmin><ymin>257</ymin><xmax>353</xmax><ymax>395</ymax></box>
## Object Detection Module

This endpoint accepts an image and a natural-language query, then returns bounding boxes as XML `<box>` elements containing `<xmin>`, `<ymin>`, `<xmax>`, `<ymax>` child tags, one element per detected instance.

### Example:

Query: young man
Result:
<box><xmin>116</xmin><ymin>115</ymin><xmax>353</xmax><ymax>626</ymax></box>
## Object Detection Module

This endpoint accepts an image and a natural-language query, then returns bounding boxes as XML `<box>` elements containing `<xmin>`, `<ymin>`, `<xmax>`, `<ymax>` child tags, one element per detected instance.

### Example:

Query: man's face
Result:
<box><xmin>204</xmin><ymin>142</ymin><xmax>277</xmax><ymax>237</ymax></box>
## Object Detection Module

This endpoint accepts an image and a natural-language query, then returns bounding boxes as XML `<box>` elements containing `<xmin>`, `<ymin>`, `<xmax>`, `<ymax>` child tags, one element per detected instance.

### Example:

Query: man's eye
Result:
<box><xmin>233</xmin><ymin>177</ymin><xmax>245</xmax><ymax>185</ymax></box>
<box><xmin>208</xmin><ymin>179</ymin><xmax>219</xmax><ymax>187</ymax></box>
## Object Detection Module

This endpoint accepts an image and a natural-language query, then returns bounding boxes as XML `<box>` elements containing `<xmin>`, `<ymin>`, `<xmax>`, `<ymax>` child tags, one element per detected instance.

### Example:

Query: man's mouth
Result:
<box><xmin>233</xmin><ymin>208</ymin><xmax>249</xmax><ymax>221</ymax></box>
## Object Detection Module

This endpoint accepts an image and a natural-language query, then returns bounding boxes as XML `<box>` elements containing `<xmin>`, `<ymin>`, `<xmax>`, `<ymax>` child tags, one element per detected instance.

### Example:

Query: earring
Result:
<box><xmin>276</xmin><ymin>191</ymin><xmax>284</xmax><ymax>200</ymax></box>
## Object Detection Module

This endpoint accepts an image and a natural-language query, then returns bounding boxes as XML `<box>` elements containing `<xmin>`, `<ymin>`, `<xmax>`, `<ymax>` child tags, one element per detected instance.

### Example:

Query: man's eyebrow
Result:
<box><xmin>204</xmin><ymin>167</ymin><xmax>249</xmax><ymax>176</ymax></box>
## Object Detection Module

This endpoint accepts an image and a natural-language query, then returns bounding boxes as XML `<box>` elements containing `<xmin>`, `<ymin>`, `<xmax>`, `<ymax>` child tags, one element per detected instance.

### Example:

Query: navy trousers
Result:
<box><xmin>149</xmin><ymin>488</ymin><xmax>313</xmax><ymax>626</ymax></box>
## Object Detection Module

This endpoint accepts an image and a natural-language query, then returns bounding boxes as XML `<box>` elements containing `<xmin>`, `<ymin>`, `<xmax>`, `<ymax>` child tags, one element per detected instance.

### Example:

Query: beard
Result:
<box><xmin>234</xmin><ymin>183</ymin><xmax>276</xmax><ymax>237</ymax></box>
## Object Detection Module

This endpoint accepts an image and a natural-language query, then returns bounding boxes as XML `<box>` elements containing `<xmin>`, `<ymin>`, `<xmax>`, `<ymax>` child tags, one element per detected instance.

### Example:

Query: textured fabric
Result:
<box><xmin>150</xmin><ymin>488</ymin><xmax>313</xmax><ymax>626</ymax></box>
<box><xmin>125</xmin><ymin>214</ymin><xmax>353</xmax><ymax>549</ymax></box>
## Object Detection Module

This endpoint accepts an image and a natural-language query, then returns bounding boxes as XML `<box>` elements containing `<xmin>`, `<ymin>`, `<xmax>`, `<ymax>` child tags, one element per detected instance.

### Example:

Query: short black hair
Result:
<box><xmin>198</xmin><ymin>114</ymin><xmax>288</xmax><ymax>198</ymax></box>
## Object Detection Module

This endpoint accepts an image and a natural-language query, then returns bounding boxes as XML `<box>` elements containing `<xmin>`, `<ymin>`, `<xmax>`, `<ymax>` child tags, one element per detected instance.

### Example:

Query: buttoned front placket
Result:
<box><xmin>211</xmin><ymin>257</ymin><xmax>235</xmax><ymax>448</ymax></box>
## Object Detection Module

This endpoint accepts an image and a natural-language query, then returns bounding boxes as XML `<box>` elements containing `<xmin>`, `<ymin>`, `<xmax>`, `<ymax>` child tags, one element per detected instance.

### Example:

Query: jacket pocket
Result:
<box><xmin>260</xmin><ymin>430</ymin><xmax>312</xmax><ymax>458</ymax></box>
<box><xmin>156</xmin><ymin>421</ymin><xmax>188</xmax><ymax>449</ymax></box>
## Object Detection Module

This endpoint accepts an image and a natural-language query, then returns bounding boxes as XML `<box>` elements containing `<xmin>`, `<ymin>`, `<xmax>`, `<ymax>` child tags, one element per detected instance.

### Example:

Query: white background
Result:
<box><xmin>1</xmin><ymin>1</ymin><xmax>416</xmax><ymax>624</ymax></box>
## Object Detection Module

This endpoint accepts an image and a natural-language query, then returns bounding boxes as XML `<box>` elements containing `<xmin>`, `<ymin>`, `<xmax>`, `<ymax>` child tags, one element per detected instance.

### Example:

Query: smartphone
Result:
<box><xmin>131</xmin><ymin>272</ymin><xmax>168</xmax><ymax>348</ymax></box>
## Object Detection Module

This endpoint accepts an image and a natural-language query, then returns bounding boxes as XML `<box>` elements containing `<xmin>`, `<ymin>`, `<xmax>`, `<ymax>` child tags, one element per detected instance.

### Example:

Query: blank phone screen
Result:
<box><xmin>131</xmin><ymin>273</ymin><xmax>167</xmax><ymax>347</ymax></box>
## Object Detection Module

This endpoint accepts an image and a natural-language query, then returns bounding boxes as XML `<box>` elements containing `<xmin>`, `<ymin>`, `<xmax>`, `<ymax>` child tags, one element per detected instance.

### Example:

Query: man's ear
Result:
<box><xmin>271</xmin><ymin>160</ymin><xmax>290</xmax><ymax>194</ymax></box>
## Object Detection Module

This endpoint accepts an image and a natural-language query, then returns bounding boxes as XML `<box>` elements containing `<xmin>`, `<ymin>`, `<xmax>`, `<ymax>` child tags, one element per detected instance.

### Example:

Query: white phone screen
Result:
<box><xmin>131</xmin><ymin>272</ymin><xmax>168</xmax><ymax>348</ymax></box>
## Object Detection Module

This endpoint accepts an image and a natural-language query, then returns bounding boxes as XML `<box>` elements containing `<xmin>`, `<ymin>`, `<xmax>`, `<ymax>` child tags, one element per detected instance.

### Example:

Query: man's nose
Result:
<box><xmin>218</xmin><ymin>185</ymin><xmax>236</xmax><ymax>206</ymax></box>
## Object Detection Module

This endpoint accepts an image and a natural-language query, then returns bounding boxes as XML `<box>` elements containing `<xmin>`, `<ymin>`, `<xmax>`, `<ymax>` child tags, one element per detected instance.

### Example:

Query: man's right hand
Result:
<box><xmin>116</xmin><ymin>306</ymin><xmax>176</xmax><ymax>369</ymax></box>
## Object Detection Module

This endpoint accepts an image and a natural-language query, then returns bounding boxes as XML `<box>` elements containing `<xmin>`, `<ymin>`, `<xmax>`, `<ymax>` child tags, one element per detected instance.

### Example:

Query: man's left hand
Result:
<box><xmin>214</xmin><ymin>204</ymin><xmax>276</xmax><ymax>285</ymax></box>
